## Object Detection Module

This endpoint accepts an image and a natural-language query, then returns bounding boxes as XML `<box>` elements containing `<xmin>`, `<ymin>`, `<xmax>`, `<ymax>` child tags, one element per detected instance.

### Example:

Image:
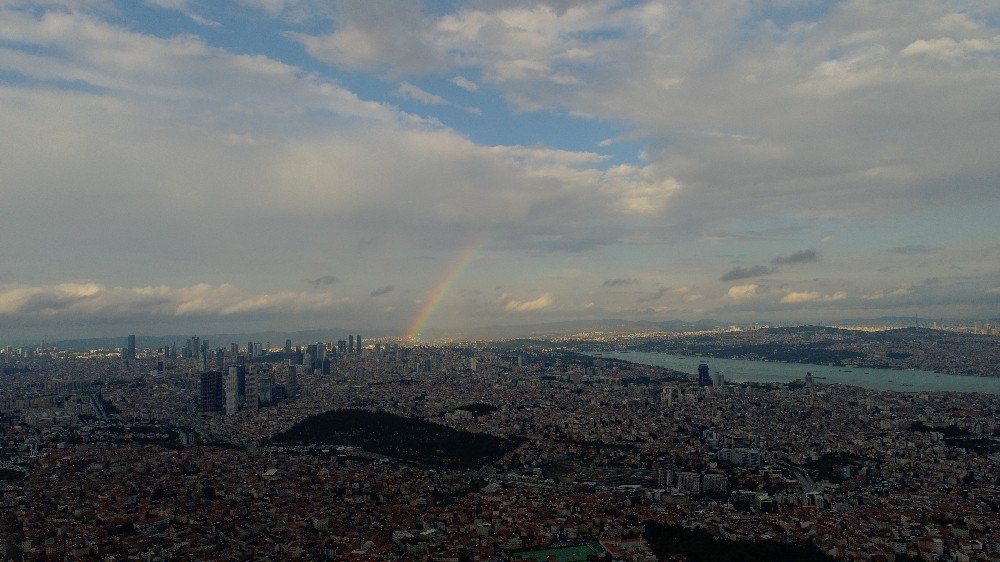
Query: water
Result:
<box><xmin>594</xmin><ymin>352</ymin><xmax>1000</xmax><ymax>395</ymax></box>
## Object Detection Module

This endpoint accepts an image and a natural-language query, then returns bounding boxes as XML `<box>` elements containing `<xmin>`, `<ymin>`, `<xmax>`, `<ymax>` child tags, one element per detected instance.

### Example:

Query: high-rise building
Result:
<box><xmin>230</xmin><ymin>342</ymin><xmax>238</xmax><ymax>359</ymax></box>
<box><xmin>284</xmin><ymin>339</ymin><xmax>292</xmax><ymax>354</ymax></box>
<box><xmin>712</xmin><ymin>371</ymin><xmax>725</xmax><ymax>387</ymax></box>
<box><xmin>348</xmin><ymin>335</ymin><xmax>354</xmax><ymax>354</ymax></box>
<box><xmin>661</xmin><ymin>386</ymin><xmax>678</xmax><ymax>408</ymax></box>
<box><xmin>225</xmin><ymin>367</ymin><xmax>240</xmax><ymax>415</ymax></box>
<box><xmin>126</xmin><ymin>335</ymin><xmax>136</xmax><ymax>359</ymax></box>
<box><xmin>698</xmin><ymin>362</ymin><xmax>712</xmax><ymax>387</ymax></box>
<box><xmin>286</xmin><ymin>362</ymin><xmax>299</xmax><ymax>399</ymax></box>
<box><xmin>470</xmin><ymin>357</ymin><xmax>478</xmax><ymax>371</ymax></box>
<box><xmin>337</xmin><ymin>340</ymin><xmax>347</xmax><ymax>354</ymax></box>
<box><xmin>355</xmin><ymin>335</ymin><xmax>362</xmax><ymax>354</ymax></box>
<box><xmin>315</xmin><ymin>342</ymin><xmax>325</xmax><ymax>365</ymax></box>
<box><xmin>199</xmin><ymin>371</ymin><xmax>224</xmax><ymax>413</ymax></box>
<box><xmin>257</xmin><ymin>371</ymin><xmax>273</xmax><ymax>406</ymax></box>
<box><xmin>247</xmin><ymin>341</ymin><xmax>254</xmax><ymax>360</ymax></box>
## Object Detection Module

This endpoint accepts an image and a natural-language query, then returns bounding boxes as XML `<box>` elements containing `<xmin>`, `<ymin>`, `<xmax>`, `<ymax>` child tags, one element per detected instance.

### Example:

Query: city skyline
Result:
<box><xmin>1</xmin><ymin>0</ymin><xmax>998</xmax><ymax>341</ymax></box>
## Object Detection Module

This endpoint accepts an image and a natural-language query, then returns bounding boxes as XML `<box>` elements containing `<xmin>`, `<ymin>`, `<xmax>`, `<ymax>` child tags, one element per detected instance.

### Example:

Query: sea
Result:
<box><xmin>593</xmin><ymin>352</ymin><xmax>1000</xmax><ymax>395</ymax></box>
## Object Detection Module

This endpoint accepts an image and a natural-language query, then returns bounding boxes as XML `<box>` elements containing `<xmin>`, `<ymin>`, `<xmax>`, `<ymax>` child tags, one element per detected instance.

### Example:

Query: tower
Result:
<box><xmin>315</xmin><ymin>342</ymin><xmax>325</xmax><ymax>368</ymax></box>
<box><xmin>286</xmin><ymin>362</ymin><xmax>299</xmax><ymax>399</ymax></box>
<box><xmin>258</xmin><ymin>370</ymin><xmax>273</xmax><ymax>406</ymax></box>
<box><xmin>225</xmin><ymin>366</ymin><xmax>240</xmax><ymax>415</ymax></box>
<box><xmin>348</xmin><ymin>335</ymin><xmax>354</xmax><ymax>354</ymax></box>
<box><xmin>698</xmin><ymin>362</ymin><xmax>712</xmax><ymax>387</ymax></box>
<box><xmin>245</xmin><ymin>365</ymin><xmax>258</xmax><ymax>410</ymax></box>
<box><xmin>355</xmin><ymin>335</ymin><xmax>361</xmax><ymax>354</ymax></box>
<box><xmin>712</xmin><ymin>371</ymin><xmax>725</xmax><ymax>387</ymax></box>
<box><xmin>126</xmin><ymin>335</ymin><xmax>136</xmax><ymax>360</ymax></box>
<box><xmin>199</xmin><ymin>371</ymin><xmax>224</xmax><ymax>413</ymax></box>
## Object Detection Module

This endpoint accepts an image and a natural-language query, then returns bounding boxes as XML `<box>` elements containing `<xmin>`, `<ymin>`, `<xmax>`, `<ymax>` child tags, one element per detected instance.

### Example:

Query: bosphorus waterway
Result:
<box><xmin>594</xmin><ymin>352</ymin><xmax>1000</xmax><ymax>395</ymax></box>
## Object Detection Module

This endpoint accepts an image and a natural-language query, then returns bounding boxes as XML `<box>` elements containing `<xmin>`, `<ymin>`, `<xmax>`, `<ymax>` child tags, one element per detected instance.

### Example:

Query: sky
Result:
<box><xmin>0</xmin><ymin>0</ymin><xmax>998</xmax><ymax>341</ymax></box>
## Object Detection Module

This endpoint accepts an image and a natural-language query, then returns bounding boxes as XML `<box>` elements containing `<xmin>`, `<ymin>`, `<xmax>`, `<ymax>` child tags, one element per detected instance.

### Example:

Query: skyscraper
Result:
<box><xmin>355</xmin><ymin>335</ymin><xmax>362</xmax><ymax>354</ymax></box>
<box><xmin>698</xmin><ymin>362</ymin><xmax>712</xmax><ymax>387</ymax></box>
<box><xmin>225</xmin><ymin>366</ymin><xmax>240</xmax><ymax>415</ymax></box>
<box><xmin>258</xmin><ymin>369</ymin><xmax>273</xmax><ymax>406</ymax></box>
<box><xmin>199</xmin><ymin>371</ymin><xmax>224</xmax><ymax>413</ymax></box>
<box><xmin>126</xmin><ymin>335</ymin><xmax>136</xmax><ymax>360</ymax></box>
<box><xmin>348</xmin><ymin>335</ymin><xmax>354</xmax><ymax>354</ymax></box>
<box><xmin>286</xmin><ymin>362</ymin><xmax>299</xmax><ymax>399</ymax></box>
<box><xmin>712</xmin><ymin>371</ymin><xmax>725</xmax><ymax>387</ymax></box>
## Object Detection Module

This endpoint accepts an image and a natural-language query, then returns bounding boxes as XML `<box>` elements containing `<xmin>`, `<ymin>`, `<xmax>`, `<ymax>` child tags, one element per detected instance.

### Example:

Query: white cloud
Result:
<box><xmin>143</xmin><ymin>0</ymin><xmax>219</xmax><ymax>27</ymax></box>
<box><xmin>396</xmin><ymin>81</ymin><xmax>449</xmax><ymax>106</ymax></box>
<box><xmin>900</xmin><ymin>36</ymin><xmax>1000</xmax><ymax>60</ymax></box>
<box><xmin>498</xmin><ymin>292</ymin><xmax>554</xmax><ymax>312</ymax></box>
<box><xmin>863</xmin><ymin>286</ymin><xmax>912</xmax><ymax>300</ymax></box>
<box><xmin>450</xmin><ymin>76</ymin><xmax>478</xmax><ymax>91</ymax></box>
<box><xmin>288</xmin><ymin>1</ymin><xmax>1000</xmax><ymax>232</ymax></box>
<box><xmin>780</xmin><ymin>290</ymin><xmax>846</xmax><ymax>304</ymax></box>
<box><xmin>395</xmin><ymin>81</ymin><xmax>482</xmax><ymax>114</ymax></box>
<box><xmin>0</xmin><ymin>282</ymin><xmax>339</xmax><ymax>318</ymax></box>
<box><xmin>726</xmin><ymin>284</ymin><xmax>758</xmax><ymax>302</ymax></box>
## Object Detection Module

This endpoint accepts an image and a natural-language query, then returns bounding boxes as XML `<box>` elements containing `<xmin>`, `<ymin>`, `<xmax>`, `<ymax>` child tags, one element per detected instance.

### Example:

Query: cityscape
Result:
<box><xmin>2</xmin><ymin>0</ymin><xmax>999</xmax><ymax>561</ymax></box>
<box><xmin>1</xmin><ymin>330</ymin><xmax>998</xmax><ymax>560</ymax></box>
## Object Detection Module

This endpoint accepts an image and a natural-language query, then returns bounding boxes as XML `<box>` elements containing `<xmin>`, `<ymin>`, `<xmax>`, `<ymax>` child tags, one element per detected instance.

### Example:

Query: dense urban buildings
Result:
<box><xmin>1</xmin><ymin>333</ymin><xmax>997</xmax><ymax>560</ymax></box>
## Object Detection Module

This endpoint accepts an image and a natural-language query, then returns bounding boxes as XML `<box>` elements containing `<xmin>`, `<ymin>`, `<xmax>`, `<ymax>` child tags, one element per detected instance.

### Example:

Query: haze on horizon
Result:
<box><xmin>1</xmin><ymin>0</ymin><xmax>998</xmax><ymax>342</ymax></box>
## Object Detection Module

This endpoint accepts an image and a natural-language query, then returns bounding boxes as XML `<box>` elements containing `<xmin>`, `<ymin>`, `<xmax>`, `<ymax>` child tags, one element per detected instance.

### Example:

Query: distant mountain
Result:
<box><xmin>829</xmin><ymin>316</ymin><xmax>948</xmax><ymax>327</ymax></box>
<box><xmin>47</xmin><ymin>319</ymin><xmax>734</xmax><ymax>349</ymax></box>
<box><xmin>425</xmin><ymin>318</ymin><xmax>726</xmax><ymax>340</ymax></box>
<box><xmin>52</xmin><ymin>329</ymin><xmax>398</xmax><ymax>351</ymax></box>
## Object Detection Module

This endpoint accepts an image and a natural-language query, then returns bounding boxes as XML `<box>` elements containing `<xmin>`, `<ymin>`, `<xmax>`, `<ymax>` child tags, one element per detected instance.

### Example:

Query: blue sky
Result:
<box><xmin>0</xmin><ymin>0</ymin><xmax>998</xmax><ymax>340</ymax></box>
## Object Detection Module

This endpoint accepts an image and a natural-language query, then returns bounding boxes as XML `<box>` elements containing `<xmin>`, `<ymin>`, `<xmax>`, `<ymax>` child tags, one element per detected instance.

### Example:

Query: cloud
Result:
<box><xmin>370</xmin><ymin>285</ymin><xmax>394</xmax><ymax>297</ymax></box>
<box><xmin>637</xmin><ymin>286</ymin><xmax>668</xmax><ymax>303</ymax></box>
<box><xmin>144</xmin><ymin>0</ymin><xmax>220</xmax><ymax>27</ymax></box>
<box><xmin>396</xmin><ymin>81</ymin><xmax>449</xmax><ymax>106</ymax></box>
<box><xmin>780</xmin><ymin>291</ymin><xmax>846</xmax><ymax>304</ymax></box>
<box><xmin>291</xmin><ymin>0</ymin><xmax>1000</xmax><ymax>233</ymax></box>
<box><xmin>499</xmin><ymin>292</ymin><xmax>554</xmax><ymax>312</ymax></box>
<box><xmin>450</xmin><ymin>76</ymin><xmax>478</xmax><ymax>91</ymax></box>
<box><xmin>772</xmin><ymin>249</ymin><xmax>819</xmax><ymax>265</ymax></box>
<box><xmin>0</xmin><ymin>282</ymin><xmax>338</xmax><ymax>318</ymax></box>
<box><xmin>395</xmin><ymin>81</ymin><xmax>482</xmax><ymax>114</ymax></box>
<box><xmin>889</xmin><ymin>245</ymin><xmax>935</xmax><ymax>255</ymax></box>
<box><xmin>863</xmin><ymin>286</ymin><xmax>912</xmax><ymax>300</ymax></box>
<box><xmin>602</xmin><ymin>278</ymin><xmax>638</xmax><ymax>288</ymax></box>
<box><xmin>0</xmin><ymin>2</ymin><xmax>997</xmax><ymax>335</ymax></box>
<box><xmin>726</xmin><ymin>284</ymin><xmax>758</xmax><ymax>302</ymax></box>
<box><xmin>900</xmin><ymin>36</ymin><xmax>1000</xmax><ymax>60</ymax></box>
<box><xmin>719</xmin><ymin>265</ymin><xmax>772</xmax><ymax>282</ymax></box>
<box><xmin>287</xmin><ymin>1</ymin><xmax>445</xmax><ymax>76</ymax></box>
<box><xmin>309</xmin><ymin>275</ymin><xmax>340</xmax><ymax>286</ymax></box>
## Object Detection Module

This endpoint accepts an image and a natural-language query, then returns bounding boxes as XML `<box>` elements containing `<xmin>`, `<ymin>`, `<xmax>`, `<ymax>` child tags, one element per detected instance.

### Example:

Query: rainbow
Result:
<box><xmin>405</xmin><ymin>234</ymin><xmax>488</xmax><ymax>343</ymax></box>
